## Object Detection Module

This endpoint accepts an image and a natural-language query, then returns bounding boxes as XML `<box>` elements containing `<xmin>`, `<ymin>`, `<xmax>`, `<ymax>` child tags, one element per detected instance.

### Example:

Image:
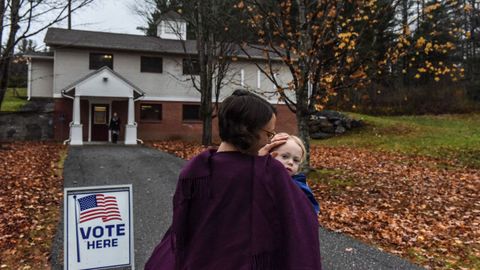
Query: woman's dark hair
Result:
<box><xmin>219</xmin><ymin>89</ymin><xmax>276</xmax><ymax>151</ymax></box>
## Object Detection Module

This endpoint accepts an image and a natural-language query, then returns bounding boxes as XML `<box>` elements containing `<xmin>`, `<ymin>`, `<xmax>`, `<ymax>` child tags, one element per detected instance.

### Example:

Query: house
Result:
<box><xmin>26</xmin><ymin>12</ymin><xmax>297</xmax><ymax>145</ymax></box>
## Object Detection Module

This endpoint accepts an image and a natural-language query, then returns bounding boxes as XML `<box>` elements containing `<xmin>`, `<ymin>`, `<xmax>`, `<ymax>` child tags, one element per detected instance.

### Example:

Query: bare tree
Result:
<box><xmin>0</xmin><ymin>0</ymin><xmax>94</xmax><ymax>108</ymax></box>
<box><xmin>138</xmin><ymin>0</ymin><xmax>242</xmax><ymax>146</ymax></box>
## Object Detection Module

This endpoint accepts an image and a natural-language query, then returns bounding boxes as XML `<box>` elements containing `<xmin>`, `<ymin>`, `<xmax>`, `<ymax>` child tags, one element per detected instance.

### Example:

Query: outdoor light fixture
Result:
<box><xmin>103</xmin><ymin>77</ymin><xmax>108</xmax><ymax>82</ymax></box>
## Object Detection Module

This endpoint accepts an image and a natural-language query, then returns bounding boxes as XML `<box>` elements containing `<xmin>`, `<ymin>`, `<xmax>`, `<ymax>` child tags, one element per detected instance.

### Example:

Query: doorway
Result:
<box><xmin>91</xmin><ymin>104</ymin><xmax>109</xmax><ymax>141</ymax></box>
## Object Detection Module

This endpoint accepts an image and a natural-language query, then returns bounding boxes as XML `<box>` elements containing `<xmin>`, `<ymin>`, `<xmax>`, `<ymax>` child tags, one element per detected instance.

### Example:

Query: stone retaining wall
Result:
<box><xmin>0</xmin><ymin>98</ymin><xmax>54</xmax><ymax>141</ymax></box>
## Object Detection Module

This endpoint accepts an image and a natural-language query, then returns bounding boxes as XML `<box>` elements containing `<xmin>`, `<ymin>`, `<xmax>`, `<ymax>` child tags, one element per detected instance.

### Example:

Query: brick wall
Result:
<box><xmin>53</xmin><ymin>98</ymin><xmax>299</xmax><ymax>143</ymax></box>
<box><xmin>136</xmin><ymin>101</ymin><xmax>298</xmax><ymax>142</ymax></box>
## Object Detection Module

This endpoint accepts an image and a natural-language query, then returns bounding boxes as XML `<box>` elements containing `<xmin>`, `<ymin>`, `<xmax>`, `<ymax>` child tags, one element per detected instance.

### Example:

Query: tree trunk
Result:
<box><xmin>0</xmin><ymin>59</ymin><xmax>10</xmax><ymax>106</ymax></box>
<box><xmin>0</xmin><ymin>0</ymin><xmax>5</xmax><ymax>54</ymax></box>
<box><xmin>295</xmin><ymin>0</ymin><xmax>312</xmax><ymax>170</ymax></box>
<box><xmin>401</xmin><ymin>0</ymin><xmax>409</xmax><ymax>87</ymax></box>
<box><xmin>0</xmin><ymin>0</ymin><xmax>20</xmax><ymax>107</ymax></box>
<box><xmin>296</xmin><ymin>83</ymin><xmax>311</xmax><ymax>172</ymax></box>
<box><xmin>198</xmin><ymin>0</ymin><xmax>213</xmax><ymax>146</ymax></box>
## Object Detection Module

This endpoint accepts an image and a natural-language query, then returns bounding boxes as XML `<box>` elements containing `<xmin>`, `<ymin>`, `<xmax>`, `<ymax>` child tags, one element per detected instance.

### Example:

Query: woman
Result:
<box><xmin>146</xmin><ymin>89</ymin><xmax>321</xmax><ymax>270</ymax></box>
<box><xmin>109</xmin><ymin>112</ymin><xmax>121</xmax><ymax>144</ymax></box>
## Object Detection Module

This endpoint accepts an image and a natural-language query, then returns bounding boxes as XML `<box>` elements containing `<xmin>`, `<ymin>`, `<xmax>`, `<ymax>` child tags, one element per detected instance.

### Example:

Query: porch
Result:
<box><xmin>59</xmin><ymin>67</ymin><xmax>144</xmax><ymax>145</ymax></box>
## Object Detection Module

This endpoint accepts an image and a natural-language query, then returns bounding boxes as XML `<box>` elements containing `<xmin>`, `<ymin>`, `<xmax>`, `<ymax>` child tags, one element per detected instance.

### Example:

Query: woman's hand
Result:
<box><xmin>258</xmin><ymin>132</ymin><xmax>290</xmax><ymax>156</ymax></box>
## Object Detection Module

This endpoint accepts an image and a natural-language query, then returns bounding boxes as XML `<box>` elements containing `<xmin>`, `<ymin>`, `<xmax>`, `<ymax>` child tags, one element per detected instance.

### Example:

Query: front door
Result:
<box><xmin>91</xmin><ymin>104</ymin><xmax>109</xmax><ymax>141</ymax></box>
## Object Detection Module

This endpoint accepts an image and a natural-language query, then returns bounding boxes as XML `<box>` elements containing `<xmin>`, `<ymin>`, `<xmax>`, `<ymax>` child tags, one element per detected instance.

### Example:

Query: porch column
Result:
<box><xmin>127</xmin><ymin>96</ymin><xmax>134</xmax><ymax>125</ymax></box>
<box><xmin>73</xmin><ymin>95</ymin><xmax>81</xmax><ymax>124</ymax></box>
<box><xmin>70</xmin><ymin>95</ymin><xmax>83</xmax><ymax>145</ymax></box>
<box><xmin>124</xmin><ymin>96</ymin><xmax>137</xmax><ymax>145</ymax></box>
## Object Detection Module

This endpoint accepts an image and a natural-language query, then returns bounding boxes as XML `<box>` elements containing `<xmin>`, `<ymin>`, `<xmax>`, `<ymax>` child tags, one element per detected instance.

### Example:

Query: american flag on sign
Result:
<box><xmin>77</xmin><ymin>194</ymin><xmax>122</xmax><ymax>223</ymax></box>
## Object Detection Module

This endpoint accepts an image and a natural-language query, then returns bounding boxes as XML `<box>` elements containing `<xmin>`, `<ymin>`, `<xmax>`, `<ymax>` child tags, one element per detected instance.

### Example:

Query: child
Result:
<box><xmin>271</xmin><ymin>133</ymin><xmax>320</xmax><ymax>214</ymax></box>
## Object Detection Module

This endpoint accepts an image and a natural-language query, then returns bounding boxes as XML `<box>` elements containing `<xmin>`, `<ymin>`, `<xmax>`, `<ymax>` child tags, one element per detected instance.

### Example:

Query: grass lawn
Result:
<box><xmin>1</xmin><ymin>88</ymin><xmax>28</xmax><ymax>112</ymax></box>
<box><xmin>309</xmin><ymin>113</ymin><xmax>480</xmax><ymax>269</ymax></box>
<box><xmin>312</xmin><ymin>113</ymin><xmax>480</xmax><ymax>168</ymax></box>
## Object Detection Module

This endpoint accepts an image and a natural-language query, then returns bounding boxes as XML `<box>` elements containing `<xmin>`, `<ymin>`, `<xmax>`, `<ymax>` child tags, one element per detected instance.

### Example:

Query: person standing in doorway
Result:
<box><xmin>109</xmin><ymin>112</ymin><xmax>121</xmax><ymax>144</ymax></box>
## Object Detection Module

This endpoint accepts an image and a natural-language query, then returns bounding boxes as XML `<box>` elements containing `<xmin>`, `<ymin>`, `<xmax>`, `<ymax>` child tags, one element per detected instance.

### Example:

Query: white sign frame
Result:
<box><xmin>64</xmin><ymin>185</ymin><xmax>135</xmax><ymax>270</ymax></box>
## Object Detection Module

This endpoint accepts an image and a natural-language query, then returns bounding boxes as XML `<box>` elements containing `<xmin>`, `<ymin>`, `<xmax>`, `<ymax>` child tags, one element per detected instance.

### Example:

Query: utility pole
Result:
<box><xmin>68</xmin><ymin>0</ymin><xmax>72</xmax><ymax>29</ymax></box>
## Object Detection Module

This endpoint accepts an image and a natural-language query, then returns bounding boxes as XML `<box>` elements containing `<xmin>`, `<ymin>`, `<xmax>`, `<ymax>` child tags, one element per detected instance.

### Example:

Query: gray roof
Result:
<box><xmin>23</xmin><ymin>51</ymin><xmax>54</xmax><ymax>59</ymax></box>
<box><xmin>45</xmin><ymin>28</ymin><xmax>197</xmax><ymax>55</ymax></box>
<box><xmin>158</xmin><ymin>10</ymin><xmax>183</xmax><ymax>21</ymax></box>
<box><xmin>44</xmin><ymin>28</ymin><xmax>276</xmax><ymax>60</ymax></box>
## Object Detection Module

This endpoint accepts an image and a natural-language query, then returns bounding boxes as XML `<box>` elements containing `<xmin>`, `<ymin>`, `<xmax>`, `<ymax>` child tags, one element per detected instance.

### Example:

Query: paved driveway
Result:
<box><xmin>50</xmin><ymin>145</ymin><xmax>423</xmax><ymax>269</ymax></box>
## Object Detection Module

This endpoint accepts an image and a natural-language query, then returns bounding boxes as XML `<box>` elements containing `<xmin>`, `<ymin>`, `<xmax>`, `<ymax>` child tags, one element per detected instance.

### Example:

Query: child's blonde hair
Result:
<box><xmin>289</xmin><ymin>135</ymin><xmax>307</xmax><ymax>163</ymax></box>
<box><xmin>272</xmin><ymin>132</ymin><xmax>307</xmax><ymax>163</ymax></box>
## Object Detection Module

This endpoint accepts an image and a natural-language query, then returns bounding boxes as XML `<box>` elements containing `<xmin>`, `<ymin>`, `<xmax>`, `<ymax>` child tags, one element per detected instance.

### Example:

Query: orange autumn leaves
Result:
<box><xmin>152</xmin><ymin>140</ymin><xmax>479</xmax><ymax>269</ymax></box>
<box><xmin>1</xmin><ymin>140</ymin><xmax>477</xmax><ymax>269</ymax></box>
<box><xmin>310</xmin><ymin>146</ymin><xmax>479</xmax><ymax>269</ymax></box>
<box><xmin>0</xmin><ymin>142</ymin><xmax>66</xmax><ymax>268</ymax></box>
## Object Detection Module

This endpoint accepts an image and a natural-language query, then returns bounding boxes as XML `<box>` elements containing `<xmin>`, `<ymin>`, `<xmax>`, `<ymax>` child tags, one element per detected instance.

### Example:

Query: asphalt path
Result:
<box><xmin>50</xmin><ymin>145</ymin><xmax>424</xmax><ymax>270</ymax></box>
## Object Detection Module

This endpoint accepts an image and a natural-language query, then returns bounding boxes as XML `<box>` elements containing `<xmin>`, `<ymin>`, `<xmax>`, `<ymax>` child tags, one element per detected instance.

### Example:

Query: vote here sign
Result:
<box><xmin>64</xmin><ymin>185</ymin><xmax>134</xmax><ymax>270</ymax></box>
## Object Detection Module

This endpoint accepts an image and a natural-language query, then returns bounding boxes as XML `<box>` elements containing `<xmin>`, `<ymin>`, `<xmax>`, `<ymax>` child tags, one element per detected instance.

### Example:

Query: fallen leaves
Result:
<box><xmin>310</xmin><ymin>146</ymin><xmax>480</xmax><ymax>269</ymax></box>
<box><xmin>148</xmin><ymin>140</ymin><xmax>207</xmax><ymax>160</ymax></box>
<box><xmin>149</xmin><ymin>140</ymin><xmax>480</xmax><ymax>269</ymax></box>
<box><xmin>0</xmin><ymin>142</ymin><xmax>66</xmax><ymax>269</ymax></box>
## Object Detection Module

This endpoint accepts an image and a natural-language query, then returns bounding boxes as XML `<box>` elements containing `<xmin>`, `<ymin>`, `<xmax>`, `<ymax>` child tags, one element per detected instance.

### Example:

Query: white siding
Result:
<box><xmin>30</xmin><ymin>59</ymin><xmax>54</xmax><ymax>97</ymax></box>
<box><xmin>157</xmin><ymin>20</ymin><xmax>187</xmax><ymax>40</ymax></box>
<box><xmin>52</xmin><ymin>47</ymin><xmax>294</xmax><ymax>103</ymax></box>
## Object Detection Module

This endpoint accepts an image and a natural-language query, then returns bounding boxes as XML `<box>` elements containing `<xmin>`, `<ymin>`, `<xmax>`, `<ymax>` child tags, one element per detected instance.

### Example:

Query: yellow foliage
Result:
<box><xmin>327</xmin><ymin>7</ymin><xmax>336</xmax><ymax>17</ymax></box>
<box><xmin>314</xmin><ymin>104</ymin><xmax>324</xmax><ymax>111</ymax></box>
<box><xmin>464</xmin><ymin>3</ymin><xmax>473</xmax><ymax>12</ymax></box>
<box><xmin>348</xmin><ymin>40</ymin><xmax>356</xmax><ymax>50</ymax></box>
<box><xmin>415</xmin><ymin>74</ymin><xmax>421</xmax><ymax>79</ymax></box>
<box><xmin>416</xmin><ymin>37</ymin><xmax>426</xmax><ymax>48</ymax></box>
<box><xmin>323</xmin><ymin>75</ymin><xmax>334</xmax><ymax>83</ymax></box>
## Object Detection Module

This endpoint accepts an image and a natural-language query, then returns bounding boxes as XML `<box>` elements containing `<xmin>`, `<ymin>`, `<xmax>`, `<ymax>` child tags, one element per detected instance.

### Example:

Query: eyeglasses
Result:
<box><xmin>262</xmin><ymin>129</ymin><xmax>277</xmax><ymax>140</ymax></box>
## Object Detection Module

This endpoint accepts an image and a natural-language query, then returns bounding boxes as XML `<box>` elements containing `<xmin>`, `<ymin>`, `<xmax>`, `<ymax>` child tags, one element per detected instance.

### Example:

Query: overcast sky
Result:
<box><xmin>32</xmin><ymin>0</ymin><xmax>146</xmax><ymax>50</ymax></box>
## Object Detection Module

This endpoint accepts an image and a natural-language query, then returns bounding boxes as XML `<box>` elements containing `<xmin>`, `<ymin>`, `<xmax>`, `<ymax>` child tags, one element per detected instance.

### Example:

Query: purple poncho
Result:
<box><xmin>146</xmin><ymin>149</ymin><xmax>321</xmax><ymax>270</ymax></box>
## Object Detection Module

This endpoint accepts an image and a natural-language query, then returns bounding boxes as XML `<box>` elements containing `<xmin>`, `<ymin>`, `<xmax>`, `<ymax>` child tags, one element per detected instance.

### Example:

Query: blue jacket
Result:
<box><xmin>292</xmin><ymin>173</ymin><xmax>320</xmax><ymax>214</ymax></box>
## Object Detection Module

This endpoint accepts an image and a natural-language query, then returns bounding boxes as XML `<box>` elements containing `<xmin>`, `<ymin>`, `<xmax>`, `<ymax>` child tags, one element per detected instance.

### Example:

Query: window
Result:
<box><xmin>182</xmin><ymin>104</ymin><xmax>201</xmax><ymax>121</ymax></box>
<box><xmin>182</xmin><ymin>58</ymin><xmax>200</xmax><ymax>75</ymax></box>
<box><xmin>164</xmin><ymin>21</ymin><xmax>180</xmax><ymax>34</ymax></box>
<box><xmin>89</xmin><ymin>53</ymin><xmax>113</xmax><ymax>70</ymax></box>
<box><xmin>141</xmin><ymin>56</ymin><xmax>163</xmax><ymax>73</ymax></box>
<box><xmin>140</xmin><ymin>104</ymin><xmax>162</xmax><ymax>121</ymax></box>
<box><xmin>93</xmin><ymin>106</ymin><xmax>107</xmax><ymax>124</ymax></box>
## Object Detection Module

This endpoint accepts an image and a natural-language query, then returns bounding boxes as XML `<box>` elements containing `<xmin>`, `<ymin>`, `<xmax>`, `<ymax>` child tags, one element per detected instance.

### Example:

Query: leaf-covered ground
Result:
<box><xmin>309</xmin><ymin>146</ymin><xmax>479</xmax><ymax>269</ymax></box>
<box><xmin>0</xmin><ymin>142</ymin><xmax>66</xmax><ymax>269</ymax></box>
<box><xmin>149</xmin><ymin>140</ymin><xmax>479</xmax><ymax>269</ymax></box>
<box><xmin>1</xmin><ymin>112</ymin><xmax>478</xmax><ymax>269</ymax></box>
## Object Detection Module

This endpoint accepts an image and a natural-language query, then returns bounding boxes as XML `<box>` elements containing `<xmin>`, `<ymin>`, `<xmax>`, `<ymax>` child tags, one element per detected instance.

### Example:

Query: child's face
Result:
<box><xmin>272</xmin><ymin>139</ymin><xmax>303</xmax><ymax>176</ymax></box>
